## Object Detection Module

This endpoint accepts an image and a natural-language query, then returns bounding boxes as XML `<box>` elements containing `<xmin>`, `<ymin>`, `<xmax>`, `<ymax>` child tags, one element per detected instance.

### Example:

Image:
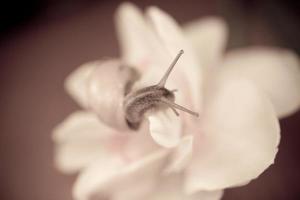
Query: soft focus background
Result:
<box><xmin>1</xmin><ymin>0</ymin><xmax>299</xmax><ymax>199</ymax></box>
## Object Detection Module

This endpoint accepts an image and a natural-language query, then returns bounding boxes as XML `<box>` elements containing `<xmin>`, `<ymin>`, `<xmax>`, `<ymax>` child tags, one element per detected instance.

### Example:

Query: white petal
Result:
<box><xmin>189</xmin><ymin>190</ymin><xmax>223</xmax><ymax>200</ymax></box>
<box><xmin>185</xmin><ymin>76</ymin><xmax>280</xmax><ymax>192</ymax></box>
<box><xmin>53</xmin><ymin>111</ymin><xmax>118</xmax><ymax>173</ymax></box>
<box><xmin>115</xmin><ymin>2</ymin><xmax>167</xmax><ymax>72</ymax></box>
<box><xmin>64</xmin><ymin>61</ymin><xmax>99</xmax><ymax>108</ymax></box>
<box><xmin>145</xmin><ymin>174</ymin><xmax>223</xmax><ymax>200</ymax></box>
<box><xmin>54</xmin><ymin>142</ymin><xmax>108</xmax><ymax>175</ymax></box>
<box><xmin>146</xmin><ymin>7</ymin><xmax>202</xmax><ymax>111</ymax></box>
<box><xmin>148</xmin><ymin>109</ymin><xmax>182</xmax><ymax>148</ymax></box>
<box><xmin>73</xmin><ymin>156</ymin><xmax>125</xmax><ymax>200</ymax></box>
<box><xmin>184</xmin><ymin>17</ymin><xmax>228</xmax><ymax>68</ymax></box>
<box><xmin>164</xmin><ymin>136</ymin><xmax>193</xmax><ymax>173</ymax></box>
<box><xmin>73</xmin><ymin>150</ymin><xmax>169</xmax><ymax>200</ymax></box>
<box><xmin>221</xmin><ymin>47</ymin><xmax>300</xmax><ymax>118</ymax></box>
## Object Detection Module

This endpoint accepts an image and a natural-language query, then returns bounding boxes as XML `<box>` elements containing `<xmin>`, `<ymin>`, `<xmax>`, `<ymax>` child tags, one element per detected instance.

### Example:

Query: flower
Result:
<box><xmin>53</xmin><ymin>2</ymin><xmax>300</xmax><ymax>200</ymax></box>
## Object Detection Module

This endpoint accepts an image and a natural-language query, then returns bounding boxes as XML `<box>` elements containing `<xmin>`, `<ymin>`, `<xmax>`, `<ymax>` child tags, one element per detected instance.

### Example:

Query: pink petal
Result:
<box><xmin>221</xmin><ymin>47</ymin><xmax>300</xmax><ymax>118</ymax></box>
<box><xmin>185</xmin><ymin>75</ymin><xmax>280</xmax><ymax>192</ymax></box>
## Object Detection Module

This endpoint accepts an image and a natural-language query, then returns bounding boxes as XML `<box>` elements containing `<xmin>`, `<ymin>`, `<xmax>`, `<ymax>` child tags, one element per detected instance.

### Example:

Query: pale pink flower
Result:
<box><xmin>53</xmin><ymin>2</ymin><xmax>300</xmax><ymax>200</ymax></box>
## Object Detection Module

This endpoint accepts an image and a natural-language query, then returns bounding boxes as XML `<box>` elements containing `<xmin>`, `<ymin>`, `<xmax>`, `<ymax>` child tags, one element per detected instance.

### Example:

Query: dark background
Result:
<box><xmin>0</xmin><ymin>0</ymin><xmax>299</xmax><ymax>200</ymax></box>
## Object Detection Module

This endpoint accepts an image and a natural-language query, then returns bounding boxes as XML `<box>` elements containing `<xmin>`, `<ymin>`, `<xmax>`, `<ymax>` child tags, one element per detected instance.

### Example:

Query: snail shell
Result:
<box><xmin>87</xmin><ymin>59</ymin><xmax>139</xmax><ymax>130</ymax></box>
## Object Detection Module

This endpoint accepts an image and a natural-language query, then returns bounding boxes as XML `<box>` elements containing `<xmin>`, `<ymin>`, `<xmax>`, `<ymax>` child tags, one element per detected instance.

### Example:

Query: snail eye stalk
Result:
<box><xmin>157</xmin><ymin>49</ymin><xmax>184</xmax><ymax>87</ymax></box>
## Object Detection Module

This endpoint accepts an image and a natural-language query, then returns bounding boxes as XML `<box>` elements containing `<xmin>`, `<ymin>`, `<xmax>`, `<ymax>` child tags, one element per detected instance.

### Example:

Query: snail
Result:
<box><xmin>86</xmin><ymin>50</ymin><xmax>198</xmax><ymax>131</ymax></box>
<box><xmin>124</xmin><ymin>50</ymin><xmax>199</xmax><ymax>129</ymax></box>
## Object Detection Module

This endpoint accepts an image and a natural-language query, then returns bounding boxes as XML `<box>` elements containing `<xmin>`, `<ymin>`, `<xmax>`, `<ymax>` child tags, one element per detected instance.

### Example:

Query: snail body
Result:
<box><xmin>123</xmin><ymin>50</ymin><xmax>199</xmax><ymax>129</ymax></box>
<box><xmin>124</xmin><ymin>86</ymin><xmax>175</xmax><ymax>129</ymax></box>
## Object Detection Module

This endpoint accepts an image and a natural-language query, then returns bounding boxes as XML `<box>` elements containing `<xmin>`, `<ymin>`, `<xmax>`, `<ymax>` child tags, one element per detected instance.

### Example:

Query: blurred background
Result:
<box><xmin>0</xmin><ymin>0</ymin><xmax>299</xmax><ymax>199</ymax></box>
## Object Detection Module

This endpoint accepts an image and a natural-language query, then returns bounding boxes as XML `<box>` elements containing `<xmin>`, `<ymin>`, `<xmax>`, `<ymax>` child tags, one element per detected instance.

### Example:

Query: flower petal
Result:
<box><xmin>188</xmin><ymin>190</ymin><xmax>223</xmax><ymax>200</ymax></box>
<box><xmin>184</xmin><ymin>17</ymin><xmax>228</xmax><ymax>68</ymax></box>
<box><xmin>53</xmin><ymin>111</ymin><xmax>118</xmax><ymax>174</ymax></box>
<box><xmin>73</xmin><ymin>155</ymin><xmax>125</xmax><ymax>200</ymax></box>
<box><xmin>64</xmin><ymin>61</ymin><xmax>98</xmax><ymax>108</ymax></box>
<box><xmin>145</xmin><ymin>174</ymin><xmax>223</xmax><ymax>200</ymax></box>
<box><xmin>221</xmin><ymin>47</ymin><xmax>300</xmax><ymax>118</ymax></box>
<box><xmin>185</xmin><ymin>76</ymin><xmax>280</xmax><ymax>192</ymax></box>
<box><xmin>73</xmin><ymin>150</ymin><xmax>169</xmax><ymax>200</ymax></box>
<box><xmin>164</xmin><ymin>135</ymin><xmax>193</xmax><ymax>173</ymax></box>
<box><xmin>115</xmin><ymin>2</ymin><xmax>167</xmax><ymax>73</ymax></box>
<box><xmin>146</xmin><ymin>7</ymin><xmax>202</xmax><ymax>111</ymax></box>
<box><xmin>148</xmin><ymin>109</ymin><xmax>182</xmax><ymax>148</ymax></box>
<box><xmin>87</xmin><ymin>59</ymin><xmax>136</xmax><ymax>130</ymax></box>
